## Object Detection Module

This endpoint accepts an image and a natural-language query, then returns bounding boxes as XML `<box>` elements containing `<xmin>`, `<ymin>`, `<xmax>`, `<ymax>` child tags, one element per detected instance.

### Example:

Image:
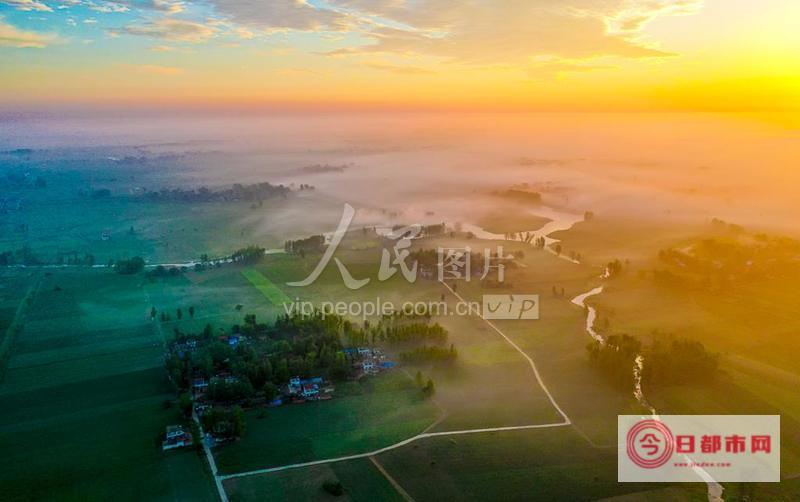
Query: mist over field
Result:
<box><xmin>3</xmin><ymin>112</ymin><xmax>797</xmax><ymax>239</ymax></box>
<box><xmin>4</xmin><ymin>0</ymin><xmax>800</xmax><ymax>499</ymax></box>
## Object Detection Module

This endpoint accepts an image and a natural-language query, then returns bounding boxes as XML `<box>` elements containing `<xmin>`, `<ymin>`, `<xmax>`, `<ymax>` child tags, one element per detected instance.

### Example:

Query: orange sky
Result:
<box><xmin>0</xmin><ymin>0</ymin><xmax>798</xmax><ymax>112</ymax></box>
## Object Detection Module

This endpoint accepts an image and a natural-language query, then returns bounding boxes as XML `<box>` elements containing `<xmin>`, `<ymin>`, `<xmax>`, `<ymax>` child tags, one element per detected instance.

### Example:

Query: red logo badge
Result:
<box><xmin>626</xmin><ymin>419</ymin><xmax>675</xmax><ymax>468</ymax></box>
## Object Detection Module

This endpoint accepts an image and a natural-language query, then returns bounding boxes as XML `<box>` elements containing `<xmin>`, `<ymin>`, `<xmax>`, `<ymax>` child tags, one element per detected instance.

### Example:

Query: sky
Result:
<box><xmin>0</xmin><ymin>0</ymin><xmax>799</xmax><ymax>112</ymax></box>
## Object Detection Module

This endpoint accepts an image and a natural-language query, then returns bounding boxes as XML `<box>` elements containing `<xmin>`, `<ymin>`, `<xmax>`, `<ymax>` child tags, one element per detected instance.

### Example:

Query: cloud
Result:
<box><xmin>138</xmin><ymin>0</ymin><xmax>184</xmax><ymax>14</ymax></box>
<box><xmin>0</xmin><ymin>16</ymin><xmax>58</xmax><ymax>47</ymax></box>
<box><xmin>231</xmin><ymin>26</ymin><xmax>253</xmax><ymax>39</ymax></box>
<box><xmin>120</xmin><ymin>63</ymin><xmax>185</xmax><ymax>75</ymax></box>
<box><xmin>1</xmin><ymin>0</ymin><xmax>53</xmax><ymax>12</ymax></box>
<box><xmin>119</xmin><ymin>18</ymin><xmax>217</xmax><ymax>42</ymax></box>
<box><xmin>605</xmin><ymin>0</ymin><xmax>704</xmax><ymax>36</ymax></box>
<box><xmin>86</xmin><ymin>1</ymin><xmax>129</xmax><ymax>13</ymax></box>
<box><xmin>74</xmin><ymin>0</ymin><xmax>183</xmax><ymax>14</ymax></box>
<box><xmin>327</xmin><ymin>0</ymin><xmax>698</xmax><ymax>63</ymax></box>
<box><xmin>362</xmin><ymin>61</ymin><xmax>436</xmax><ymax>75</ymax></box>
<box><xmin>206</xmin><ymin>0</ymin><xmax>350</xmax><ymax>31</ymax></box>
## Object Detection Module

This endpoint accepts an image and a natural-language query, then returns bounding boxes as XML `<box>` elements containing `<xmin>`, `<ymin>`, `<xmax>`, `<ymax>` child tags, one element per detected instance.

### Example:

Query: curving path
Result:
<box><xmin>218</xmin><ymin>277</ymin><xmax>572</xmax><ymax>484</ymax></box>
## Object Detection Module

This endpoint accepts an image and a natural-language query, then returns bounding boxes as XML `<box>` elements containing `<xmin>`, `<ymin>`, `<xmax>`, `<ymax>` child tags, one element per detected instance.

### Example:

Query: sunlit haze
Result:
<box><xmin>1</xmin><ymin>0</ymin><xmax>799</xmax><ymax>112</ymax></box>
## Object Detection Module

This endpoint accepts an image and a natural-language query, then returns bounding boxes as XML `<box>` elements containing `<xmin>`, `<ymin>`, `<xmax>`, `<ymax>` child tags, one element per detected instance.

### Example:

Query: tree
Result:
<box><xmin>176</xmin><ymin>308</ymin><xmax>183</xmax><ymax>320</ymax></box>
<box><xmin>188</xmin><ymin>306</ymin><xmax>195</xmax><ymax>318</ymax></box>
<box><xmin>150</xmin><ymin>307</ymin><xmax>157</xmax><ymax>320</ymax></box>
<box><xmin>179</xmin><ymin>393</ymin><xmax>192</xmax><ymax>418</ymax></box>
<box><xmin>263</xmin><ymin>382</ymin><xmax>279</xmax><ymax>402</ymax></box>
<box><xmin>231</xmin><ymin>406</ymin><xmax>247</xmax><ymax>437</ymax></box>
<box><xmin>115</xmin><ymin>256</ymin><xmax>145</xmax><ymax>275</ymax></box>
<box><xmin>329</xmin><ymin>351</ymin><xmax>350</xmax><ymax>381</ymax></box>
<box><xmin>415</xmin><ymin>370</ymin><xmax>423</xmax><ymax>387</ymax></box>
<box><xmin>423</xmin><ymin>378</ymin><xmax>435</xmax><ymax>397</ymax></box>
<box><xmin>322</xmin><ymin>480</ymin><xmax>344</xmax><ymax>496</ymax></box>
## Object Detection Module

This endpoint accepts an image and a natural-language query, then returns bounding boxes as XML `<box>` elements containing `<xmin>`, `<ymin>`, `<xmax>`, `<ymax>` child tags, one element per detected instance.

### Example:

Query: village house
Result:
<box><xmin>347</xmin><ymin>346</ymin><xmax>394</xmax><ymax>378</ymax></box>
<box><xmin>192</xmin><ymin>378</ymin><xmax>208</xmax><ymax>393</ymax></box>
<box><xmin>287</xmin><ymin>376</ymin><xmax>333</xmax><ymax>401</ymax></box>
<box><xmin>161</xmin><ymin>425</ymin><xmax>193</xmax><ymax>451</ymax></box>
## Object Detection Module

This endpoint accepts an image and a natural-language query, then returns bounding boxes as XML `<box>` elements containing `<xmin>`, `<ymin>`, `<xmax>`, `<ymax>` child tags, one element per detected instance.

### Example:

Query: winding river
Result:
<box><xmin>571</xmin><ymin>283</ymin><xmax>724</xmax><ymax>501</ymax></box>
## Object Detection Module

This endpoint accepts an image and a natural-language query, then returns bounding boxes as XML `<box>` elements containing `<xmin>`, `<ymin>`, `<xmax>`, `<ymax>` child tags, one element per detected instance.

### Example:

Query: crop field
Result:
<box><xmin>553</xmin><ymin>220</ymin><xmax>800</xmax><ymax>492</ymax></box>
<box><xmin>0</xmin><ymin>269</ymin><xmax>218</xmax><ymax>501</ymax></box>
<box><xmin>441</xmin><ymin>242</ymin><xmax>637</xmax><ymax>444</ymax></box>
<box><xmin>253</xmin><ymin>245</ymin><xmax>570</xmax><ymax>432</ymax></box>
<box><xmin>3</xmin><ymin>215</ymin><xmax>798</xmax><ymax>501</ymax></box>
<box><xmin>142</xmin><ymin>267</ymin><xmax>282</xmax><ymax>340</ymax></box>
<box><xmin>0</xmin><ymin>273</ymin><xmax>30</xmax><ymax>337</ymax></box>
<box><xmin>374</xmin><ymin>426</ymin><xmax>693</xmax><ymax>501</ymax></box>
<box><xmin>0</xmin><ymin>160</ymin><xmax>342</xmax><ymax>266</ymax></box>
<box><xmin>223</xmin><ymin>457</ymin><xmax>405</xmax><ymax>502</ymax></box>
<box><xmin>215</xmin><ymin>371</ymin><xmax>439</xmax><ymax>474</ymax></box>
<box><xmin>224</xmin><ymin>427</ymin><xmax>693</xmax><ymax>502</ymax></box>
<box><xmin>241</xmin><ymin>268</ymin><xmax>292</xmax><ymax>306</ymax></box>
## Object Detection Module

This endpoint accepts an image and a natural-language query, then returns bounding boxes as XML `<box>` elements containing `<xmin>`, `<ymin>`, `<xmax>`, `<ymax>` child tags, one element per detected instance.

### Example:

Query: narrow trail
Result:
<box><xmin>370</xmin><ymin>456</ymin><xmax>415</xmax><ymax>502</ymax></box>
<box><xmin>214</xmin><ymin>208</ymin><xmax>582</xmax><ymax>488</ymax></box>
<box><xmin>217</xmin><ymin>279</ymin><xmax>572</xmax><ymax>483</ymax></box>
<box><xmin>439</xmin><ymin>281</ymin><xmax>572</xmax><ymax>425</ymax></box>
<box><xmin>143</xmin><ymin>284</ymin><xmax>229</xmax><ymax>502</ymax></box>
<box><xmin>218</xmin><ymin>422</ymin><xmax>569</xmax><ymax>481</ymax></box>
<box><xmin>0</xmin><ymin>275</ymin><xmax>43</xmax><ymax>385</ymax></box>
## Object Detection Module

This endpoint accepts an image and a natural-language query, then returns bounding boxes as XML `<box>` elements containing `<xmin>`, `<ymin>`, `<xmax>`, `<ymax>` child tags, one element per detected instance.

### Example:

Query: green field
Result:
<box><xmin>4</xmin><ymin>207</ymin><xmax>800</xmax><ymax>500</ymax></box>
<box><xmin>376</xmin><ymin>426</ymin><xmax>682</xmax><ymax>501</ymax></box>
<box><xmin>223</xmin><ymin>457</ymin><xmax>406</xmax><ymax>502</ymax></box>
<box><xmin>142</xmin><ymin>266</ymin><xmax>283</xmax><ymax>340</ymax></box>
<box><xmin>241</xmin><ymin>267</ymin><xmax>292</xmax><ymax>305</ymax></box>
<box><xmin>252</xmin><ymin>245</ymin><xmax>574</xmax><ymax>433</ymax></box>
<box><xmin>0</xmin><ymin>269</ymin><xmax>218</xmax><ymax>501</ymax></box>
<box><xmin>215</xmin><ymin>371</ymin><xmax>439</xmax><ymax>474</ymax></box>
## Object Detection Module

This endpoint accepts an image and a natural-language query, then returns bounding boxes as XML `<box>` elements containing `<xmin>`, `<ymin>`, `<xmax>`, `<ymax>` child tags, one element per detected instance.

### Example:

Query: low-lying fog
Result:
<box><xmin>3</xmin><ymin>112</ymin><xmax>798</xmax><ymax>237</ymax></box>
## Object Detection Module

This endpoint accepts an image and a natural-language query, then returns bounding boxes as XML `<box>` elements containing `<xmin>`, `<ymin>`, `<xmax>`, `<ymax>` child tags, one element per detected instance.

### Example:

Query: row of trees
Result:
<box><xmin>230</xmin><ymin>246</ymin><xmax>266</xmax><ymax>264</ymax></box>
<box><xmin>136</xmin><ymin>181</ymin><xmax>290</xmax><ymax>204</ymax></box>
<box><xmin>400</xmin><ymin>344</ymin><xmax>458</xmax><ymax>365</ymax></box>
<box><xmin>284</xmin><ymin>235</ymin><xmax>325</xmax><ymax>256</ymax></box>
<box><xmin>586</xmin><ymin>334</ymin><xmax>718</xmax><ymax>391</ymax></box>
<box><xmin>114</xmin><ymin>256</ymin><xmax>145</xmax><ymax>274</ymax></box>
<box><xmin>0</xmin><ymin>246</ymin><xmax>40</xmax><ymax>266</ymax></box>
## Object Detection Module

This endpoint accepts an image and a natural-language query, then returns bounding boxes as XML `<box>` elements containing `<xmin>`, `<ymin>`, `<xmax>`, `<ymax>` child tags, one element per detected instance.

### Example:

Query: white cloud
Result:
<box><xmin>86</xmin><ymin>1</ymin><xmax>129</xmax><ymax>13</ymax></box>
<box><xmin>1</xmin><ymin>0</ymin><xmax>53</xmax><ymax>12</ymax></box>
<box><xmin>604</xmin><ymin>0</ymin><xmax>704</xmax><ymax>36</ymax></box>
<box><xmin>0</xmin><ymin>15</ymin><xmax>58</xmax><ymax>47</ymax></box>
<box><xmin>120</xmin><ymin>18</ymin><xmax>217</xmax><ymax>42</ymax></box>
<box><xmin>206</xmin><ymin>0</ymin><xmax>350</xmax><ymax>31</ymax></box>
<box><xmin>325</xmin><ymin>0</ymin><xmax>705</xmax><ymax>63</ymax></box>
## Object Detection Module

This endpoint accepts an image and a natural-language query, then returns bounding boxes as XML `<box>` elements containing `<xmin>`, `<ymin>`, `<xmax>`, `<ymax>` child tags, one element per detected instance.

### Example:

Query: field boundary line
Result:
<box><xmin>0</xmin><ymin>275</ymin><xmax>42</xmax><ymax>385</ymax></box>
<box><xmin>369</xmin><ymin>455</ymin><xmax>415</xmax><ymax>502</ymax></box>
<box><xmin>142</xmin><ymin>284</ymin><xmax>229</xmax><ymax>502</ymax></box>
<box><xmin>438</xmin><ymin>280</ymin><xmax>572</xmax><ymax>425</ymax></box>
<box><xmin>216</xmin><ymin>279</ymin><xmax>575</xmax><ymax>484</ymax></box>
<box><xmin>218</xmin><ymin>421</ymin><xmax>568</xmax><ymax>480</ymax></box>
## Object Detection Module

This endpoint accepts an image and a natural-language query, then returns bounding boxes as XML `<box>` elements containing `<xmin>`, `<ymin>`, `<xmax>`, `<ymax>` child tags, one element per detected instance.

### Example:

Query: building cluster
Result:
<box><xmin>344</xmin><ymin>347</ymin><xmax>396</xmax><ymax>377</ymax></box>
<box><xmin>161</xmin><ymin>425</ymin><xmax>193</xmax><ymax>451</ymax></box>
<box><xmin>287</xmin><ymin>376</ymin><xmax>334</xmax><ymax>402</ymax></box>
